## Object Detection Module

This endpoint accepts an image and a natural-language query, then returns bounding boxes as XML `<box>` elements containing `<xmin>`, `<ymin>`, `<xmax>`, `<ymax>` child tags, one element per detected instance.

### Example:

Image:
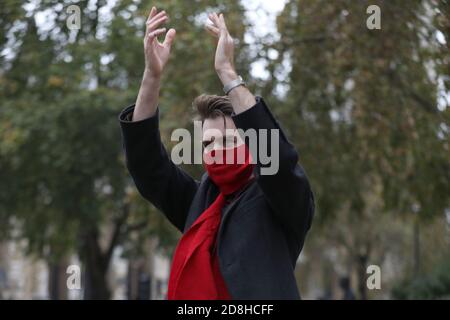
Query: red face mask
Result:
<box><xmin>203</xmin><ymin>143</ymin><xmax>255</xmax><ymax>195</ymax></box>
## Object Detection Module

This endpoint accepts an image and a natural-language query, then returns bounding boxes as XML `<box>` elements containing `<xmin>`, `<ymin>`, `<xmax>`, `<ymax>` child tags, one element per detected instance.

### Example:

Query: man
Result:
<box><xmin>118</xmin><ymin>7</ymin><xmax>315</xmax><ymax>300</ymax></box>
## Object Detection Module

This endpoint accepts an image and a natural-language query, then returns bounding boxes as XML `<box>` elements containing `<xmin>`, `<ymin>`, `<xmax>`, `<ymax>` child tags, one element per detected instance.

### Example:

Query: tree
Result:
<box><xmin>260</xmin><ymin>0</ymin><xmax>449</xmax><ymax>298</ymax></box>
<box><xmin>0</xmin><ymin>0</ymin><xmax>250</xmax><ymax>299</ymax></box>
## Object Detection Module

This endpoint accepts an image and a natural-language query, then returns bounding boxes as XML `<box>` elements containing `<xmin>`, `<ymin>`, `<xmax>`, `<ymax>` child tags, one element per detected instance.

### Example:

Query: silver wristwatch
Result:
<box><xmin>223</xmin><ymin>75</ymin><xmax>246</xmax><ymax>95</ymax></box>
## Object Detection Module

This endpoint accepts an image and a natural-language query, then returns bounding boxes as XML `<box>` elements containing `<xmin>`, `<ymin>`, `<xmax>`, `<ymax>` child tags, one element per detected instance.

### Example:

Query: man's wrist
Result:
<box><xmin>143</xmin><ymin>69</ymin><xmax>161</xmax><ymax>83</ymax></box>
<box><xmin>141</xmin><ymin>73</ymin><xmax>161</xmax><ymax>94</ymax></box>
<box><xmin>217</xmin><ymin>68</ymin><xmax>238</xmax><ymax>85</ymax></box>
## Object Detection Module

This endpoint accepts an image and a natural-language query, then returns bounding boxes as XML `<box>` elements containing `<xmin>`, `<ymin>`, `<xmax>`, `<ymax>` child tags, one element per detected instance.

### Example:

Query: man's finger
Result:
<box><xmin>163</xmin><ymin>28</ymin><xmax>176</xmax><ymax>47</ymax></box>
<box><xmin>210</xmin><ymin>12</ymin><xmax>222</xmax><ymax>31</ymax></box>
<box><xmin>205</xmin><ymin>24</ymin><xmax>220</xmax><ymax>37</ymax></box>
<box><xmin>219</xmin><ymin>13</ymin><xmax>228</xmax><ymax>31</ymax></box>
<box><xmin>213</xmin><ymin>12</ymin><xmax>221</xmax><ymax>26</ymax></box>
<box><xmin>208</xmin><ymin>13</ymin><xmax>219</xmax><ymax>26</ymax></box>
<box><xmin>145</xmin><ymin>7</ymin><xmax>159</xmax><ymax>37</ymax></box>
<box><xmin>146</xmin><ymin>10</ymin><xmax>167</xmax><ymax>36</ymax></box>
<box><xmin>147</xmin><ymin>28</ymin><xmax>167</xmax><ymax>42</ymax></box>
<box><xmin>147</xmin><ymin>10</ymin><xmax>166</xmax><ymax>25</ymax></box>
<box><xmin>147</xmin><ymin>6</ymin><xmax>157</xmax><ymax>21</ymax></box>
<box><xmin>147</xmin><ymin>15</ymin><xmax>168</xmax><ymax>34</ymax></box>
<box><xmin>213</xmin><ymin>12</ymin><xmax>227</xmax><ymax>36</ymax></box>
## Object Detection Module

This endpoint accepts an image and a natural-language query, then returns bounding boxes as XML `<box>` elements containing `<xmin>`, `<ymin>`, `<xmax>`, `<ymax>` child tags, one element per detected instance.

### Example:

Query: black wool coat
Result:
<box><xmin>119</xmin><ymin>96</ymin><xmax>315</xmax><ymax>300</ymax></box>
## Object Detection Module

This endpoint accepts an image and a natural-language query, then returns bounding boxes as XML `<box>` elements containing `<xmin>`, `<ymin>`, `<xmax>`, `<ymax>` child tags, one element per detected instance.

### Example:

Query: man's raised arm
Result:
<box><xmin>206</xmin><ymin>12</ymin><xmax>315</xmax><ymax>246</ymax></box>
<box><xmin>133</xmin><ymin>6</ymin><xmax>174</xmax><ymax>121</ymax></box>
<box><xmin>119</xmin><ymin>7</ymin><xmax>198</xmax><ymax>232</ymax></box>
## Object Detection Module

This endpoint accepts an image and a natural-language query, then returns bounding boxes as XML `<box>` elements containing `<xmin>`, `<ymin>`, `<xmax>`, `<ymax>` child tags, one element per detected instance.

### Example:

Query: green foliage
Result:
<box><xmin>270</xmin><ymin>0</ymin><xmax>449</xmax><ymax>224</ymax></box>
<box><xmin>392</xmin><ymin>254</ymin><xmax>450</xmax><ymax>299</ymax></box>
<box><xmin>0</xmin><ymin>0</ymin><xmax>250</xmax><ymax>284</ymax></box>
<box><xmin>262</xmin><ymin>0</ymin><xmax>449</xmax><ymax>298</ymax></box>
<box><xmin>0</xmin><ymin>89</ymin><xmax>129</xmax><ymax>257</ymax></box>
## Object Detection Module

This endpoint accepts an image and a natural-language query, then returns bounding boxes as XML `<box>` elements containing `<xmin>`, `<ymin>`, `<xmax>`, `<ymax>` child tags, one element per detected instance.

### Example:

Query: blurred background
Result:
<box><xmin>0</xmin><ymin>0</ymin><xmax>449</xmax><ymax>300</ymax></box>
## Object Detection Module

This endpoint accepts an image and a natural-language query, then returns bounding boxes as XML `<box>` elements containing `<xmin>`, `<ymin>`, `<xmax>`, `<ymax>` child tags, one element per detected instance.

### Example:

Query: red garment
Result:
<box><xmin>167</xmin><ymin>143</ymin><xmax>254</xmax><ymax>300</ymax></box>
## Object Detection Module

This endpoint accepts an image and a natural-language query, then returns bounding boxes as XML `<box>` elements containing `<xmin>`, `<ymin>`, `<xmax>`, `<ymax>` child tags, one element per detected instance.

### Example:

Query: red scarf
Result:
<box><xmin>167</xmin><ymin>143</ymin><xmax>254</xmax><ymax>300</ymax></box>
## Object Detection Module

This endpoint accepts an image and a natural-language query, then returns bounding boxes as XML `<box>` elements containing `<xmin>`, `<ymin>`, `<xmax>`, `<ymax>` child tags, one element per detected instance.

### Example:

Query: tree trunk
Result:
<box><xmin>79</xmin><ymin>205</ymin><xmax>129</xmax><ymax>299</ymax></box>
<box><xmin>48</xmin><ymin>257</ymin><xmax>69</xmax><ymax>300</ymax></box>
<box><xmin>357</xmin><ymin>254</ymin><xmax>368</xmax><ymax>300</ymax></box>
<box><xmin>83</xmin><ymin>259</ymin><xmax>110</xmax><ymax>299</ymax></box>
<box><xmin>79</xmin><ymin>228</ymin><xmax>111</xmax><ymax>300</ymax></box>
<box><xmin>413</xmin><ymin>220</ymin><xmax>421</xmax><ymax>276</ymax></box>
<box><xmin>127</xmin><ymin>257</ymin><xmax>139</xmax><ymax>300</ymax></box>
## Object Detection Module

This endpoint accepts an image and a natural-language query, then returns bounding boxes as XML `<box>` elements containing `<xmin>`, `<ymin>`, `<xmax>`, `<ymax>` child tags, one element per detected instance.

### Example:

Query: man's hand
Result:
<box><xmin>205</xmin><ymin>12</ymin><xmax>256</xmax><ymax>114</ymax></box>
<box><xmin>133</xmin><ymin>7</ymin><xmax>175</xmax><ymax>121</ymax></box>
<box><xmin>144</xmin><ymin>7</ymin><xmax>176</xmax><ymax>79</ymax></box>
<box><xmin>205</xmin><ymin>12</ymin><xmax>238</xmax><ymax>83</ymax></box>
